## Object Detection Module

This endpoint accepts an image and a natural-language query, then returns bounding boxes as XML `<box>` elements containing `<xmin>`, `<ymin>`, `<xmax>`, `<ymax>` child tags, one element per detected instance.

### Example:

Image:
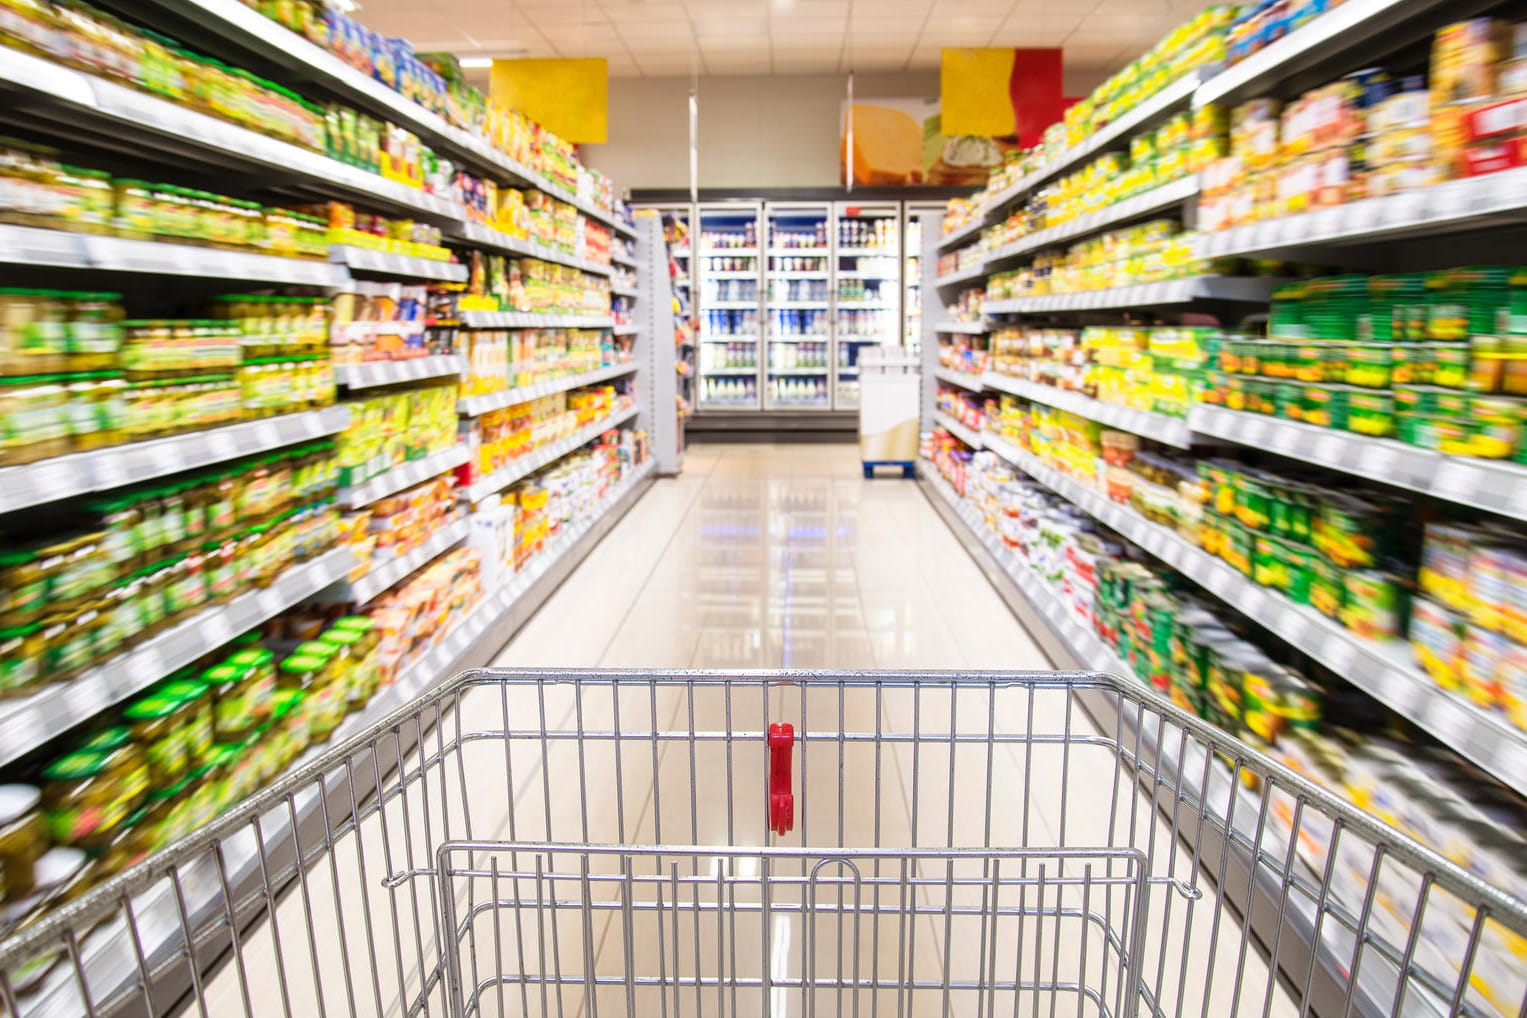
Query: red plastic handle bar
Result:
<box><xmin>768</xmin><ymin>722</ymin><xmax>795</xmax><ymax>836</ymax></box>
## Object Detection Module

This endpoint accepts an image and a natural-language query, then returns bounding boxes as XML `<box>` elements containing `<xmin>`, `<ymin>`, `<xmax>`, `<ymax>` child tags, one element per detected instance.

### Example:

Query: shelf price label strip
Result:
<box><xmin>340</xmin><ymin>445</ymin><xmax>473</xmax><ymax>510</ymax></box>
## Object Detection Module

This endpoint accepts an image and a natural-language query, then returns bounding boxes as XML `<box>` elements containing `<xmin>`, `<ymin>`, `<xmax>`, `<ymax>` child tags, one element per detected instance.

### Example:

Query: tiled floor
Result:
<box><xmin>198</xmin><ymin>444</ymin><xmax>1297</xmax><ymax>1017</ymax></box>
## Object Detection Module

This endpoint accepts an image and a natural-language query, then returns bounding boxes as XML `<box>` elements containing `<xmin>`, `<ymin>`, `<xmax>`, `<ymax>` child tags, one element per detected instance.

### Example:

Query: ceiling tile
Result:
<box><xmin>693</xmin><ymin>13</ymin><xmax>771</xmax><ymax>35</ymax></box>
<box><xmin>617</xmin><ymin>20</ymin><xmax>695</xmax><ymax>39</ymax></box>
<box><xmin>770</xmin><ymin>16</ymin><xmax>849</xmax><ymax>36</ymax></box>
<box><xmin>707</xmin><ymin>56</ymin><xmax>774</xmax><ymax>74</ymax></box>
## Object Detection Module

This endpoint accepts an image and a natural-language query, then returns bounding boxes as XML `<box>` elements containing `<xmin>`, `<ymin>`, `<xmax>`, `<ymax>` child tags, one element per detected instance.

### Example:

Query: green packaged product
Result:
<box><xmin>1341</xmin><ymin>569</ymin><xmax>1406</xmax><ymax>640</ymax></box>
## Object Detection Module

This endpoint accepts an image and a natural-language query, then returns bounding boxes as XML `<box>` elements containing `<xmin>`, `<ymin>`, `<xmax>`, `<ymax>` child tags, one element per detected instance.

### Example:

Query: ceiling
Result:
<box><xmin>355</xmin><ymin>0</ymin><xmax>1190</xmax><ymax>80</ymax></box>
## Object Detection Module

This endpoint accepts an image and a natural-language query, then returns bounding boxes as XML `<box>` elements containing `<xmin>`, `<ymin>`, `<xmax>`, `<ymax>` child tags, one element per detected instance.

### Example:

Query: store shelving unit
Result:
<box><xmin>981</xmin><ymin>432</ymin><xmax>1527</xmax><ymax>794</ymax></box>
<box><xmin>0</xmin><ymin>1</ymin><xmax>662</xmax><ymax>1011</ymax></box>
<box><xmin>920</xmin><ymin>468</ymin><xmax>1400</xmax><ymax>1018</ymax></box>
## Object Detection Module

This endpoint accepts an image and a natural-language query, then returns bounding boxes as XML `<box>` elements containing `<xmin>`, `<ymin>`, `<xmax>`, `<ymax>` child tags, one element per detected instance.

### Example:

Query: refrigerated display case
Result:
<box><xmin>696</xmin><ymin>203</ymin><xmax>762</xmax><ymax>410</ymax></box>
<box><xmin>833</xmin><ymin>202</ymin><xmax>901</xmax><ymax>409</ymax></box>
<box><xmin>765</xmin><ymin>202</ymin><xmax>833</xmax><ymax>410</ymax></box>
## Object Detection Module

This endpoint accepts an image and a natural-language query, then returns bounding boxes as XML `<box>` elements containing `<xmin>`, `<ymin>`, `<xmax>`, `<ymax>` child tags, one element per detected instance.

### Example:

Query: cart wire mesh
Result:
<box><xmin>0</xmin><ymin>669</ymin><xmax>1523</xmax><ymax>1018</ymax></box>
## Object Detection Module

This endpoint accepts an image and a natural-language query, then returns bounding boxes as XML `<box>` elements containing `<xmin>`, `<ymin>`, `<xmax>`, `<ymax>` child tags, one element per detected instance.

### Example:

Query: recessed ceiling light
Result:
<box><xmin>460</xmin><ymin>56</ymin><xmax>496</xmax><ymax>68</ymax></box>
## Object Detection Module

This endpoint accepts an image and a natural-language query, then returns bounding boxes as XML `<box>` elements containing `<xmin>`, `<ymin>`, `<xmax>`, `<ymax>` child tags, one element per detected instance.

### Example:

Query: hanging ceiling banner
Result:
<box><xmin>942</xmin><ymin>47</ymin><xmax>1063</xmax><ymax>148</ymax></box>
<box><xmin>490</xmin><ymin>57</ymin><xmax>608</xmax><ymax>144</ymax></box>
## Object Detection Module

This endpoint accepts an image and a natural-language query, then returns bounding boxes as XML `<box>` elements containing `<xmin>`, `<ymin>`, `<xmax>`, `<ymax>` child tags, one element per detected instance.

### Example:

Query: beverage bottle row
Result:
<box><xmin>703</xmin><ymin>255</ymin><xmax>755</xmax><ymax>273</ymax></box>
<box><xmin>703</xmin><ymin>309</ymin><xmax>758</xmax><ymax>336</ymax></box>
<box><xmin>703</xmin><ymin>280</ymin><xmax>757</xmax><ymax>302</ymax></box>
<box><xmin>702</xmin><ymin>225</ymin><xmax>755</xmax><ymax>249</ymax></box>
<box><xmin>770</xmin><ymin>255</ymin><xmax>826</xmax><ymax>273</ymax></box>
<box><xmin>700</xmin><ymin>343</ymin><xmax>757</xmax><ymax>369</ymax></box>
<box><xmin>768</xmin><ymin>280</ymin><xmax>829</xmax><ymax>302</ymax></box>
<box><xmin>771</xmin><ymin>308</ymin><xmax>828</xmax><ymax>335</ymax></box>
<box><xmin>769</xmin><ymin>225</ymin><xmax>826</xmax><ymax>248</ymax></box>
<box><xmin>769</xmin><ymin>341</ymin><xmax>828</xmax><ymax>369</ymax></box>
<box><xmin>838</xmin><ymin>218</ymin><xmax>896</xmax><ymax>249</ymax></box>
<box><xmin>702</xmin><ymin>378</ymin><xmax>756</xmax><ymax>402</ymax></box>
<box><xmin>771</xmin><ymin>379</ymin><xmax>827</xmax><ymax>403</ymax></box>
<box><xmin>838</xmin><ymin>308</ymin><xmax>892</xmax><ymax>335</ymax></box>
<box><xmin>838</xmin><ymin>278</ymin><xmax>887</xmax><ymax>301</ymax></box>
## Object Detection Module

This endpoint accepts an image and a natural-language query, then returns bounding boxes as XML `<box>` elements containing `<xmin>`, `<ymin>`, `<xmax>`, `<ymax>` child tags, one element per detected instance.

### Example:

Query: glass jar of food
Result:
<box><xmin>0</xmin><ymin>374</ymin><xmax>70</xmax><ymax>464</ymax></box>
<box><xmin>277</xmin><ymin>653</ymin><xmax>321</xmax><ymax>692</ymax></box>
<box><xmin>40</xmin><ymin>740</ymin><xmax>149</xmax><ymax>850</ymax></box>
<box><xmin>113</xmin><ymin>180</ymin><xmax>155</xmax><ymax>239</ymax></box>
<box><xmin>66</xmin><ymin>292</ymin><xmax>123</xmax><ymax>370</ymax></box>
<box><xmin>159</xmin><ymin>677</ymin><xmax>215</xmax><ymax>768</ymax></box>
<box><xmin>0</xmin><ymin>785</ymin><xmax>46</xmax><ymax>902</ymax></box>
<box><xmin>0</xmin><ymin>624</ymin><xmax>44</xmax><ymax>697</ymax></box>
<box><xmin>227</xmin><ymin>648</ymin><xmax>275</xmax><ymax>721</ymax></box>
<box><xmin>0</xmin><ymin>547</ymin><xmax>51</xmax><ymax>624</ymax></box>
<box><xmin>125</xmin><ymin>688</ymin><xmax>191</xmax><ymax>785</ymax></box>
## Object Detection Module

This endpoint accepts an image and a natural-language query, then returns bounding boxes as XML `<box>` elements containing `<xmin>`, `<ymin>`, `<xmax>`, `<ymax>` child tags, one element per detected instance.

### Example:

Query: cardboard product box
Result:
<box><xmin>1432</xmin><ymin>18</ymin><xmax>1513</xmax><ymax>106</ymax></box>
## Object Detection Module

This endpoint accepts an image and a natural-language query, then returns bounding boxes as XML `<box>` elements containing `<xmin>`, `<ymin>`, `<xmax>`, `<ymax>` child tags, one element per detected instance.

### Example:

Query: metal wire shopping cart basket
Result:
<box><xmin>0</xmin><ymin>669</ymin><xmax>1523</xmax><ymax>1018</ymax></box>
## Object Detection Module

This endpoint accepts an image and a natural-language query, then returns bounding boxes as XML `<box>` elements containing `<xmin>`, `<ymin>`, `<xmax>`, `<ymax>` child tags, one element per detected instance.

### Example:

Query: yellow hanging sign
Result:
<box><xmin>941</xmin><ymin>48</ymin><xmax>1018</xmax><ymax>138</ymax></box>
<box><xmin>490</xmin><ymin>58</ymin><xmax>608</xmax><ymax>145</ymax></box>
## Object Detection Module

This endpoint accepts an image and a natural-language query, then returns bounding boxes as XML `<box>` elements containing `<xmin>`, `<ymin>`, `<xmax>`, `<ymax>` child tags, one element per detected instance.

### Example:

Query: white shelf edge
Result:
<box><xmin>0</xmin><ymin>225</ymin><xmax>349</xmax><ymax>285</ymax></box>
<box><xmin>933</xmin><ymin>366</ymin><xmax>985</xmax><ymax>393</ymax></box>
<box><xmin>339</xmin><ymin>444</ymin><xmax>471</xmax><ymax>509</ymax></box>
<box><xmin>983</xmin><ymin>373</ymin><xmax>1193</xmax><ymax>449</ymax></box>
<box><xmin>328</xmin><ymin>246</ymin><xmax>468</xmax><ymax>282</ymax></box>
<box><xmin>457</xmin><ymin>362</ymin><xmax>640</xmax><ymax>417</ymax></box>
<box><xmin>449</xmin><ymin>221</ymin><xmax>614</xmax><ymax>276</ymax></box>
<box><xmin>459</xmin><ymin>310</ymin><xmax>616</xmax><ymax>329</ymax></box>
<box><xmin>982</xmin><ymin>276</ymin><xmax>1279</xmax><ymax>314</ymax></box>
<box><xmin>933</xmin><ymin>320</ymin><xmax>989</xmax><ymax>335</ymax></box>
<box><xmin>1188</xmin><ymin>406</ymin><xmax>1527</xmax><ymax>522</ymax></box>
<box><xmin>933</xmin><ymin>411</ymin><xmax>984</xmax><ymax>450</ymax></box>
<box><xmin>465</xmin><ymin>404</ymin><xmax>639</xmax><ymax>501</ymax></box>
<box><xmin>1196</xmin><ymin>167</ymin><xmax>1527</xmax><ymax>258</ymax></box>
<box><xmin>0</xmin><ymin>406</ymin><xmax>350</xmax><ymax>514</ymax></box>
<box><xmin>333</xmin><ymin>355</ymin><xmax>465</xmax><ymax>390</ymax></box>
<box><xmin>935</xmin><ymin>262</ymin><xmax>988</xmax><ymax>288</ymax></box>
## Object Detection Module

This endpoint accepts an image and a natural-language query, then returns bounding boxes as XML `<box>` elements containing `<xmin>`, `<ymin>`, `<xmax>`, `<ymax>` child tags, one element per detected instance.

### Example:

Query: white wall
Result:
<box><xmin>583</xmin><ymin>68</ymin><xmax>1106</xmax><ymax>193</ymax></box>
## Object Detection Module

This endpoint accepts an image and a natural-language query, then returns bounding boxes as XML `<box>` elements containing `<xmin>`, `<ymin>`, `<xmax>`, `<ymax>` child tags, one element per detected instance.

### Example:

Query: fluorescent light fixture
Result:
<box><xmin>460</xmin><ymin>56</ymin><xmax>495</xmax><ymax>68</ymax></box>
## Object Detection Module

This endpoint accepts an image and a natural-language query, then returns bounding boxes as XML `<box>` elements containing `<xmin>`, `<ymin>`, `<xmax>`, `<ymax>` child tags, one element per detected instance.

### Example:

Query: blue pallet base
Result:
<box><xmin>863</xmin><ymin>461</ymin><xmax>916</xmax><ymax>479</ymax></box>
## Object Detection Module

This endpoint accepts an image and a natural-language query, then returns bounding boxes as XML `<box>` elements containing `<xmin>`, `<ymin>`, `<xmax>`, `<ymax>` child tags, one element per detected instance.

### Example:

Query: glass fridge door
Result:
<box><xmin>696</xmin><ymin>202</ymin><xmax>762</xmax><ymax>411</ymax></box>
<box><xmin>832</xmin><ymin>202</ymin><xmax>901</xmax><ymax>410</ymax></box>
<box><xmin>763</xmin><ymin>202</ymin><xmax>832</xmax><ymax>411</ymax></box>
<box><xmin>902</xmin><ymin>202</ymin><xmax>943</xmax><ymax>358</ymax></box>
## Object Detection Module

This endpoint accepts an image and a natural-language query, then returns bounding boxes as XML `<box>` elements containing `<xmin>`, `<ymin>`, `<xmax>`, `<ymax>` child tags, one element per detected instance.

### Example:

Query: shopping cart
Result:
<box><xmin>1</xmin><ymin>670</ymin><xmax>1523</xmax><ymax>1018</ymax></box>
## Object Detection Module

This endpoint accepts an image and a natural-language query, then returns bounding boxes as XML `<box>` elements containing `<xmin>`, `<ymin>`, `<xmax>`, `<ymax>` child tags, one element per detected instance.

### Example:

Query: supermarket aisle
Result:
<box><xmin>491</xmin><ymin>443</ymin><xmax>1052</xmax><ymax>671</ymax></box>
<box><xmin>206</xmin><ymin>444</ymin><xmax>1296</xmax><ymax>1018</ymax></box>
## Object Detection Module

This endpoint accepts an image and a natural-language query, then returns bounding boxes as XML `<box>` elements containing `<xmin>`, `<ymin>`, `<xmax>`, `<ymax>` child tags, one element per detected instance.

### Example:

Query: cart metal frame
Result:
<box><xmin>1</xmin><ymin>669</ymin><xmax>1523</xmax><ymax>1018</ymax></box>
